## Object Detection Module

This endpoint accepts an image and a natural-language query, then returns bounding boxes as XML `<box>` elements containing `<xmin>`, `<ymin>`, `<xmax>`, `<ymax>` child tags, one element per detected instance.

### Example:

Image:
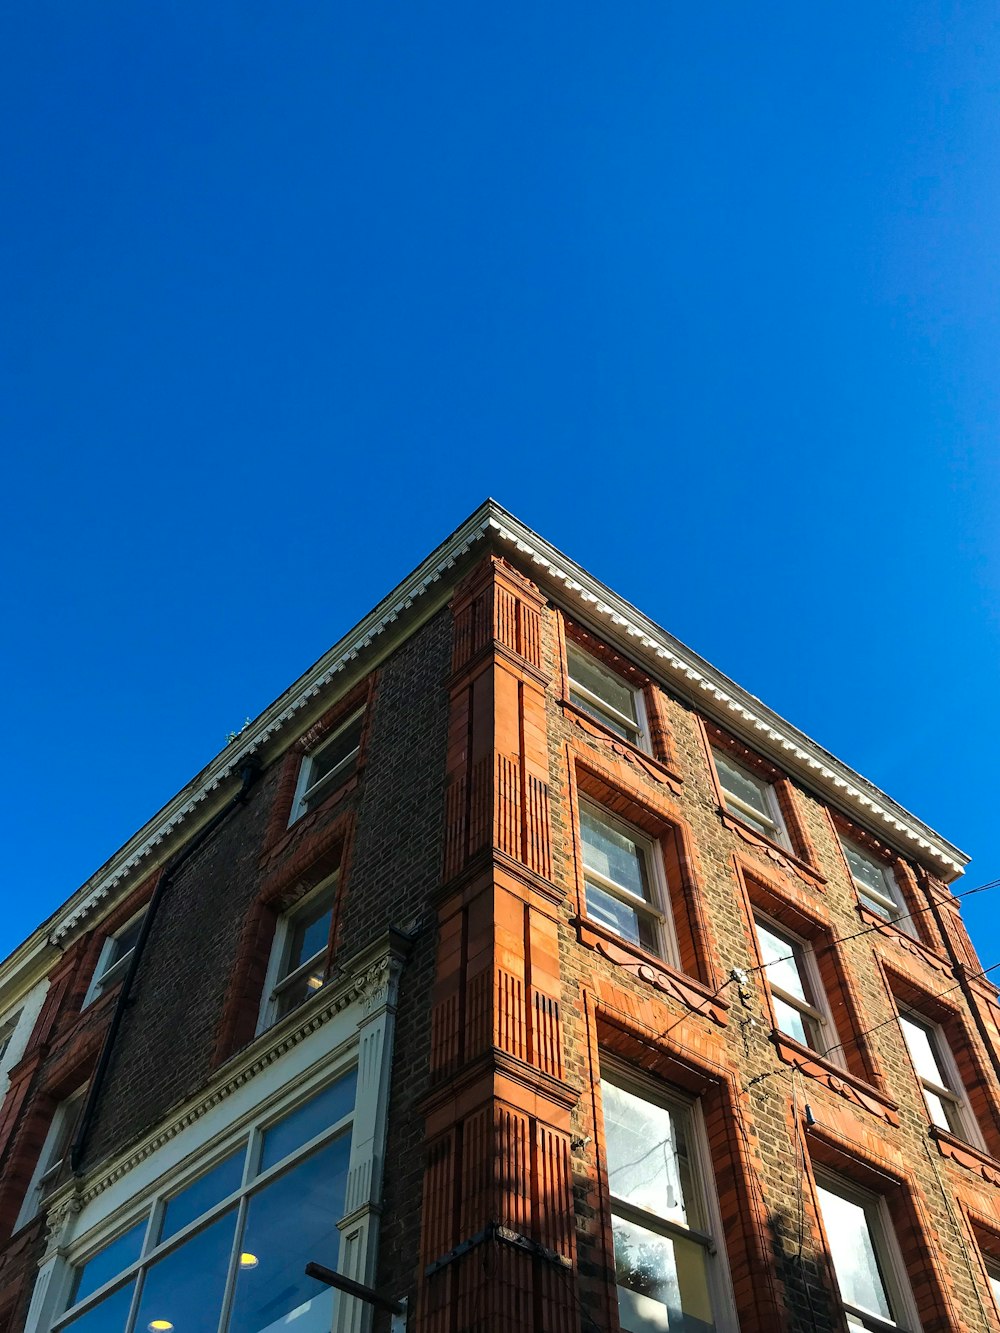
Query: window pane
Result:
<box><xmin>715</xmin><ymin>756</ymin><xmax>772</xmax><ymax>823</ymax></box>
<box><xmin>228</xmin><ymin>1134</ymin><xmax>351</xmax><ymax>1333</ymax></box>
<box><xmin>844</xmin><ymin>845</ymin><xmax>892</xmax><ymax>899</ymax></box>
<box><xmin>859</xmin><ymin>890</ymin><xmax>894</xmax><ymax>920</ymax></box>
<box><xmin>816</xmin><ymin>1186</ymin><xmax>893</xmax><ymax>1321</ymax></box>
<box><xmin>755</xmin><ymin>924</ymin><xmax>808</xmax><ymax>1004</ymax></box>
<box><xmin>568</xmin><ymin>648</ymin><xmax>638</xmax><ymax>735</ymax></box>
<box><xmin>307</xmin><ymin>715</ymin><xmax>363</xmax><ymax>790</ymax></box>
<box><xmin>286</xmin><ymin>899</ymin><xmax>334</xmax><ymax>976</ymax></box>
<box><xmin>602</xmin><ymin>1083</ymin><xmax>694</xmax><ymax>1228</ymax></box>
<box><xmin>275</xmin><ymin>968</ymin><xmax>327</xmax><ymax>1019</ymax></box>
<box><xmin>988</xmin><ymin>1270</ymin><xmax>1000</xmax><ymax>1310</ymax></box>
<box><xmin>613</xmin><ymin>1215</ymin><xmax>715</xmax><ymax>1333</ymax></box>
<box><xmin>772</xmin><ymin>997</ymin><xmax>812</xmax><ymax>1049</ymax></box>
<box><xmin>134</xmin><ymin>1207</ymin><xmax>238</xmax><ymax>1333</ymax></box>
<box><xmin>160</xmin><ymin>1149</ymin><xmax>245</xmax><ymax>1242</ymax></box>
<box><xmin>922</xmin><ymin>1089</ymin><xmax>953</xmax><ymax>1132</ymax></box>
<box><xmin>898</xmin><ymin>1016</ymin><xmax>947</xmax><ymax>1089</ymax></box>
<box><xmin>71</xmin><ymin>1220</ymin><xmax>147</xmax><ymax>1305</ymax></box>
<box><xmin>62</xmin><ymin>1280</ymin><xmax>135</xmax><ymax>1332</ymax></box>
<box><xmin>110</xmin><ymin>915</ymin><xmax>145</xmax><ymax>963</ymax></box>
<box><xmin>580</xmin><ymin>810</ymin><xmax>650</xmax><ymax>901</ymax></box>
<box><xmin>259</xmin><ymin>1069</ymin><xmax>357</xmax><ymax>1173</ymax></box>
<box><xmin>585</xmin><ymin>884</ymin><xmax>658</xmax><ymax>953</ymax></box>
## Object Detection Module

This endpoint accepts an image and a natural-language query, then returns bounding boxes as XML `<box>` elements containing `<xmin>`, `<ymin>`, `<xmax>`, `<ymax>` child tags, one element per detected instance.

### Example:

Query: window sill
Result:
<box><xmin>561</xmin><ymin>700</ymin><xmax>684</xmax><ymax>791</ymax></box>
<box><xmin>576</xmin><ymin>914</ymin><xmax>730</xmax><ymax>1027</ymax></box>
<box><xmin>718</xmin><ymin>809</ymin><xmax>826</xmax><ymax>887</ymax></box>
<box><xmin>930</xmin><ymin>1126</ymin><xmax>1000</xmax><ymax>1185</ymax></box>
<box><xmin>771</xmin><ymin>1031</ymin><xmax>899</xmax><ymax>1126</ymax></box>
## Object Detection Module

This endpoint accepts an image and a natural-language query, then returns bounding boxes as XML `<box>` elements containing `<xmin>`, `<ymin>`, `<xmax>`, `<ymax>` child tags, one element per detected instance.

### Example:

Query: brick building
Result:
<box><xmin>0</xmin><ymin>498</ymin><xmax>998</xmax><ymax>1333</ymax></box>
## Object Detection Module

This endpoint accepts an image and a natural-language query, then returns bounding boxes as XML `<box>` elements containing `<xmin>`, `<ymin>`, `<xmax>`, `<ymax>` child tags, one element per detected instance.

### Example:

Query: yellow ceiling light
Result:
<box><xmin>148</xmin><ymin>1322</ymin><xmax>174</xmax><ymax>1332</ymax></box>
<box><xmin>306</xmin><ymin>974</ymin><xmax>324</xmax><ymax>990</ymax></box>
<box><xmin>240</xmin><ymin>1252</ymin><xmax>260</xmax><ymax>1269</ymax></box>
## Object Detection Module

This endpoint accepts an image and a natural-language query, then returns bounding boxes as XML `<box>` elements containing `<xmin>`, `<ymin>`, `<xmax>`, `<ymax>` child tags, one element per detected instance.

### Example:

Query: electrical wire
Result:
<box><xmin>621</xmin><ymin>875</ymin><xmax>1000</xmax><ymax>1050</ymax></box>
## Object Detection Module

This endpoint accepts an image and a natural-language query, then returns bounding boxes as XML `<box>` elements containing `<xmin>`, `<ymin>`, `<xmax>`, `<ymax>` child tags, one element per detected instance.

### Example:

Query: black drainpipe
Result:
<box><xmin>70</xmin><ymin>757</ymin><xmax>260</xmax><ymax>1173</ymax></box>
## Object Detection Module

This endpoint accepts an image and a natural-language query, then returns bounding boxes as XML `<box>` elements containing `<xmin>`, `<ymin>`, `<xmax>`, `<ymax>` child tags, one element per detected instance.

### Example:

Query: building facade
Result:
<box><xmin>0</xmin><ymin>500</ymin><xmax>997</xmax><ymax>1333</ymax></box>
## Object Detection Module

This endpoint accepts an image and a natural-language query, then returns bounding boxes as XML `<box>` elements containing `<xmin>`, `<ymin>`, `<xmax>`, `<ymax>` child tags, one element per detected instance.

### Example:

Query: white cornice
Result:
<box><xmin>4</xmin><ymin>500</ymin><xmax>967</xmax><ymax>991</ymax></box>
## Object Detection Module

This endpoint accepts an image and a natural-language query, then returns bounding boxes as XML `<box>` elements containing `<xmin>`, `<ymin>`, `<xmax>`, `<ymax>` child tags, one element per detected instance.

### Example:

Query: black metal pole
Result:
<box><xmin>305</xmin><ymin>1261</ymin><xmax>406</xmax><ymax>1316</ymax></box>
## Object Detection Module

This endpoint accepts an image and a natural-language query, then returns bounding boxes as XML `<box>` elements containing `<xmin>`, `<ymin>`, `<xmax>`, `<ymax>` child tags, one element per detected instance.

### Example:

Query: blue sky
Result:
<box><xmin>2</xmin><ymin>2</ymin><xmax>998</xmax><ymax>968</ymax></box>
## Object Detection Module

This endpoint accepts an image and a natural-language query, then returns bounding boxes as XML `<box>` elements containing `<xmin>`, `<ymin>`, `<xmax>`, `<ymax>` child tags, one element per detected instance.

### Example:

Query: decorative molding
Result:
<box><xmin>579</xmin><ymin>923</ymin><xmax>730</xmax><ymax>1026</ymax></box>
<box><xmin>563</xmin><ymin>705</ymin><xmax>683</xmax><ymax>791</ymax></box>
<box><xmin>932</xmin><ymin>1127</ymin><xmax>1000</xmax><ymax>1186</ymax></box>
<box><xmin>772</xmin><ymin>1033</ymin><xmax>901</xmax><ymax>1126</ymax></box>
<box><xmin>14</xmin><ymin>501</ymin><xmax>964</xmax><ymax>993</ymax></box>
<box><xmin>720</xmin><ymin>811</ymin><xmax>826</xmax><ymax>889</ymax></box>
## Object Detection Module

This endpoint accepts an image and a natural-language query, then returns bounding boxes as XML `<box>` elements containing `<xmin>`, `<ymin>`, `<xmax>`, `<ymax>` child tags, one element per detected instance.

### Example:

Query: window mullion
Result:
<box><xmin>272</xmin><ymin>948</ymin><xmax>327</xmax><ymax>997</ymax></box>
<box><xmin>610</xmin><ymin>1196</ymin><xmax>715</xmax><ymax>1251</ymax></box>
<box><xmin>215</xmin><ymin>1194</ymin><xmax>250</xmax><ymax>1333</ymax></box>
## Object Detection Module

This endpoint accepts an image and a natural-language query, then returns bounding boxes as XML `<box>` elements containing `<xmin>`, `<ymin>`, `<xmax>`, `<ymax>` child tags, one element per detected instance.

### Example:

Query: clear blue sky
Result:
<box><xmin>2</xmin><ymin>2</ymin><xmax>998</xmax><ymax>969</ymax></box>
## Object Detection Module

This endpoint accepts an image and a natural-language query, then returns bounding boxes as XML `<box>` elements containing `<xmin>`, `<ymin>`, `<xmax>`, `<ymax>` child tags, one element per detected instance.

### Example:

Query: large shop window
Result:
<box><xmin>55</xmin><ymin>1068</ymin><xmax>357</xmax><ymax>1333</ymax></box>
<box><xmin>602</xmin><ymin>1076</ymin><xmax>729</xmax><ymax>1333</ymax></box>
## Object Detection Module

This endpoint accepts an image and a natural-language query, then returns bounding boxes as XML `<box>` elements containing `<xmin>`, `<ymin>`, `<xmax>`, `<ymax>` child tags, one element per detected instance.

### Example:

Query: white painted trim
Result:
<box><xmin>2</xmin><ymin>501</ymin><xmax>967</xmax><ymax>1002</ymax></box>
<box><xmin>25</xmin><ymin>939</ymin><xmax>405</xmax><ymax>1333</ymax></box>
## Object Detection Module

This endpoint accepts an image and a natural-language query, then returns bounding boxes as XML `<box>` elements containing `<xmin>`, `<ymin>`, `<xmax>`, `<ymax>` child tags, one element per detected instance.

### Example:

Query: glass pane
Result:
<box><xmin>755</xmin><ymin>924</ymin><xmax>809</xmax><ymax>1004</ymax></box>
<box><xmin>602</xmin><ymin>1083</ymin><xmax>694</xmax><ymax>1227</ymax></box>
<box><xmin>898</xmin><ymin>1016</ymin><xmax>947</xmax><ymax>1089</ymax></box>
<box><xmin>62</xmin><ymin>1280</ymin><xmax>135</xmax><ymax>1332</ymax></box>
<box><xmin>988</xmin><ymin>1271</ymin><xmax>1000</xmax><ymax>1310</ymax></box>
<box><xmin>275</xmin><ymin>968</ymin><xmax>327</xmax><ymax>1020</ymax></box>
<box><xmin>580</xmin><ymin>809</ymin><xmax>650</xmax><ymax>901</ymax></box>
<box><xmin>922</xmin><ymin>1089</ymin><xmax>952</xmax><ymax>1132</ymax></box>
<box><xmin>816</xmin><ymin>1185</ymin><xmax>893</xmax><ymax>1321</ymax></box>
<box><xmin>307</xmin><ymin>715</ymin><xmax>363</xmax><ymax>791</ymax></box>
<box><xmin>571</xmin><ymin>689</ymin><xmax>633</xmax><ymax>740</ymax></box>
<box><xmin>134</xmin><ymin>1207</ymin><xmax>237</xmax><ymax>1333</ymax></box>
<box><xmin>228</xmin><ymin>1134</ymin><xmax>351</xmax><ymax>1333</ymax></box>
<box><xmin>772</xmin><ymin>996</ymin><xmax>811</xmax><ymax>1048</ymax></box>
<box><xmin>844</xmin><ymin>845</ymin><xmax>892</xmax><ymax>899</ymax></box>
<box><xmin>859</xmin><ymin>891</ymin><xmax>894</xmax><ymax>920</ymax></box>
<box><xmin>285</xmin><ymin>898</ymin><xmax>334</xmax><ymax>977</ymax></box>
<box><xmin>613</xmin><ymin>1215</ymin><xmax>715</xmax><ymax>1333</ymax></box>
<box><xmin>715</xmin><ymin>755</ymin><xmax>772</xmax><ymax>822</ymax></box>
<box><xmin>568</xmin><ymin>648</ymin><xmax>638</xmax><ymax>728</ymax></box>
<box><xmin>259</xmin><ymin>1069</ymin><xmax>357</xmax><ymax>1173</ymax></box>
<box><xmin>111</xmin><ymin>915</ymin><xmax>145</xmax><ymax>964</ymax></box>
<box><xmin>71</xmin><ymin>1219</ymin><xmax>147</xmax><ymax>1305</ymax></box>
<box><xmin>585</xmin><ymin>883</ymin><xmax>658</xmax><ymax>954</ymax></box>
<box><xmin>160</xmin><ymin>1149</ymin><xmax>245</xmax><ymax>1242</ymax></box>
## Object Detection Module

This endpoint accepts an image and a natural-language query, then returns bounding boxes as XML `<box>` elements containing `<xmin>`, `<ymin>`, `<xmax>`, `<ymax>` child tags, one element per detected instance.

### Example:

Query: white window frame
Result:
<box><xmin>567</xmin><ymin>642</ymin><xmax>650</xmax><ymax>751</ymax></box>
<box><xmin>897</xmin><ymin>1009</ymin><xmax>983</xmax><ymax>1148</ymax></box>
<box><xmin>25</xmin><ymin>940</ymin><xmax>404</xmax><ymax>1333</ymax></box>
<box><xmin>814</xmin><ymin>1172</ymin><xmax>920</xmax><ymax>1333</ymax></box>
<box><xmin>16</xmin><ymin>1088</ymin><xmax>87</xmax><ymax>1231</ymax></box>
<box><xmin>0</xmin><ymin>1011</ymin><xmax>21</xmax><ymax>1067</ymax></box>
<box><xmin>841</xmin><ymin>839</ymin><xmax>915</xmax><ymax>937</ymax></box>
<box><xmin>985</xmin><ymin>1258</ymin><xmax>1000</xmax><ymax>1315</ymax></box>
<box><xmin>600</xmin><ymin>1062</ymin><xmax>737</xmax><ymax>1333</ymax></box>
<box><xmin>289</xmin><ymin>708</ymin><xmax>364</xmax><ymax>824</ymax></box>
<box><xmin>52</xmin><ymin>1071</ymin><xmax>357</xmax><ymax>1333</ymax></box>
<box><xmin>753</xmin><ymin>915</ymin><xmax>841</xmax><ymax>1064</ymax></box>
<box><xmin>712</xmin><ymin>750</ymin><xmax>790</xmax><ymax>849</ymax></box>
<box><xmin>256</xmin><ymin>877</ymin><xmax>337</xmax><ymax>1034</ymax></box>
<box><xmin>579</xmin><ymin>801</ymin><xmax>676</xmax><ymax>966</ymax></box>
<box><xmin>82</xmin><ymin>910</ymin><xmax>147</xmax><ymax>1010</ymax></box>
